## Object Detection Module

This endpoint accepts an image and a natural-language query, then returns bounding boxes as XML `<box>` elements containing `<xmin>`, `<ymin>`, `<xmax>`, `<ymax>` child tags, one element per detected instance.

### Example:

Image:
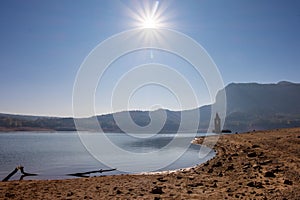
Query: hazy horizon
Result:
<box><xmin>0</xmin><ymin>80</ymin><xmax>299</xmax><ymax>118</ymax></box>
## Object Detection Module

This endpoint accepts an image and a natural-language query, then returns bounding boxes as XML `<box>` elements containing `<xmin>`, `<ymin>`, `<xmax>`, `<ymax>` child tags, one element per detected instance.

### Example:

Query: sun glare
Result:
<box><xmin>142</xmin><ymin>17</ymin><xmax>158</xmax><ymax>29</ymax></box>
<box><xmin>126</xmin><ymin>0</ymin><xmax>169</xmax><ymax>29</ymax></box>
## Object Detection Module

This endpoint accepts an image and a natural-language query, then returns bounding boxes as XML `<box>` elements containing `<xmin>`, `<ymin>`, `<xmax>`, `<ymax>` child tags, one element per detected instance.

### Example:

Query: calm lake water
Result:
<box><xmin>0</xmin><ymin>132</ymin><xmax>215</xmax><ymax>180</ymax></box>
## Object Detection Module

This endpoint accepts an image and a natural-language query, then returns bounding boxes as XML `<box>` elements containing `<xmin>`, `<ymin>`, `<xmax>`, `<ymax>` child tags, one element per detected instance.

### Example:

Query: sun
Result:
<box><xmin>126</xmin><ymin>1</ymin><xmax>167</xmax><ymax>30</ymax></box>
<box><xmin>142</xmin><ymin>17</ymin><xmax>158</xmax><ymax>29</ymax></box>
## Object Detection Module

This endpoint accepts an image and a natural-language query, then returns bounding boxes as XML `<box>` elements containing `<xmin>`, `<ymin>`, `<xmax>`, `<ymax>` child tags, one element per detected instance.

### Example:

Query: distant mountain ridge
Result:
<box><xmin>1</xmin><ymin>81</ymin><xmax>300</xmax><ymax>132</ymax></box>
<box><xmin>221</xmin><ymin>81</ymin><xmax>300</xmax><ymax>131</ymax></box>
<box><xmin>225</xmin><ymin>81</ymin><xmax>300</xmax><ymax>115</ymax></box>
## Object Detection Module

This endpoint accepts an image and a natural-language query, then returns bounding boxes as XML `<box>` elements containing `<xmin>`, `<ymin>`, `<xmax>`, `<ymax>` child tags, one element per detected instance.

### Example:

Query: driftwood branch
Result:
<box><xmin>2</xmin><ymin>167</ymin><xmax>18</xmax><ymax>182</ymax></box>
<box><xmin>68</xmin><ymin>168</ymin><xmax>117</xmax><ymax>178</ymax></box>
<box><xmin>2</xmin><ymin>166</ymin><xmax>117</xmax><ymax>181</ymax></box>
<box><xmin>2</xmin><ymin>166</ymin><xmax>37</xmax><ymax>182</ymax></box>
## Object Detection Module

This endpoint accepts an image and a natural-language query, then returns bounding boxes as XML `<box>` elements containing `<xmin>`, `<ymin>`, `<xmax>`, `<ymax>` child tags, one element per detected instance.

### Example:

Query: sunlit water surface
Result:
<box><xmin>0</xmin><ymin>132</ymin><xmax>215</xmax><ymax>180</ymax></box>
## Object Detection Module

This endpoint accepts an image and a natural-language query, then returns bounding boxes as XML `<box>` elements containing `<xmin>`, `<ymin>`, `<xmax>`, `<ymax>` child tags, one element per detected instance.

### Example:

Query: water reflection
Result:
<box><xmin>0</xmin><ymin>132</ymin><xmax>215</xmax><ymax>180</ymax></box>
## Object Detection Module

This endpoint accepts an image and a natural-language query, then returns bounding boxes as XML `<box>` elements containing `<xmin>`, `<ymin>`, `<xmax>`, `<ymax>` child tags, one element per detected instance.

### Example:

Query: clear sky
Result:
<box><xmin>0</xmin><ymin>0</ymin><xmax>299</xmax><ymax>117</ymax></box>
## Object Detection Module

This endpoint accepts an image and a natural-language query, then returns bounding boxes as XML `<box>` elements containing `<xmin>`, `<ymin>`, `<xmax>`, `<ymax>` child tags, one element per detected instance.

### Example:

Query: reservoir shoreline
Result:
<box><xmin>1</xmin><ymin>127</ymin><xmax>299</xmax><ymax>199</ymax></box>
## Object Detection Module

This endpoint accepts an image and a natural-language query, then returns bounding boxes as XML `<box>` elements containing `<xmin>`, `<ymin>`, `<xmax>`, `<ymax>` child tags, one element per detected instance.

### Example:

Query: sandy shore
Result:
<box><xmin>1</xmin><ymin>128</ymin><xmax>299</xmax><ymax>199</ymax></box>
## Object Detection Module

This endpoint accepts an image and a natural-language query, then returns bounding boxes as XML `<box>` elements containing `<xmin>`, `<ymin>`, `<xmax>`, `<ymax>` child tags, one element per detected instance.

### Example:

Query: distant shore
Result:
<box><xmin>0</xmin><ymin>127</ymin><xmax>55</xmax><ymax>132</ymax></box>
<box><xmin>1</xmin><ymin>128</ymin><xmax>299</xmax><ymax>199</ymax></box>
<box><xmin>0</xmin><ymin>128</ymin><xmax>213</xmax><ymax>133</ymax></box>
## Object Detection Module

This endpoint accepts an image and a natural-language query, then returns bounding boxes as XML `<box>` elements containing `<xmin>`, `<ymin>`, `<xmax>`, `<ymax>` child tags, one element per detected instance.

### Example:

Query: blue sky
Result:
<box><xmin>0</xmin><ymin>0</ymin><xmax>299</xmax><ymax>116</ymax></box>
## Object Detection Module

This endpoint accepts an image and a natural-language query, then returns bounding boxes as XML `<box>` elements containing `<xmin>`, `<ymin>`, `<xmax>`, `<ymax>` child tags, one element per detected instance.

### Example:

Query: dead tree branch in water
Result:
<box><xmin>68</xmin><ymin>168</ymin><xmax>117</xmax><ymax>178</ymax></box>
<box><xmin>2</xmin><ymin>166</ymin><xmax>37</xmax><ymax>181</ymax></box>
